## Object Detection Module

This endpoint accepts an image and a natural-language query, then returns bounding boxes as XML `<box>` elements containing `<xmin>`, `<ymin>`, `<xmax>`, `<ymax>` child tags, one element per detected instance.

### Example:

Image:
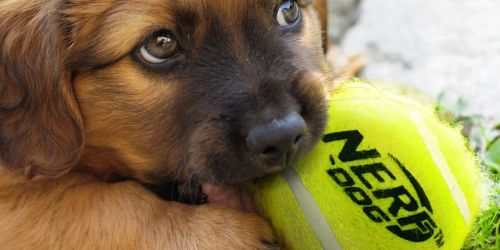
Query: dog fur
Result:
<box><xmin>0</xmin><ymin>0</ymin><xmax>331</xmax><ymax>248</ymax></box>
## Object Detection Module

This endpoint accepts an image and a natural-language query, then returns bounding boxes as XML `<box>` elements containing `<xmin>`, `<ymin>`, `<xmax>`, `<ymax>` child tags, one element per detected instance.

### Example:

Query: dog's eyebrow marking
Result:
<box><xmin>174</xmin><ymin>7</ymin><xmax>199</xmax><ymax>28</ymax></box>
<box><xmin>263</xmin><ymin>0</ymin><xmax>277</xmax><ymax>7</ymax></box>
<box><xmin>297</xmin><ymin>0</ymin><xmax>313</xmax><ymax>6</ymax></box>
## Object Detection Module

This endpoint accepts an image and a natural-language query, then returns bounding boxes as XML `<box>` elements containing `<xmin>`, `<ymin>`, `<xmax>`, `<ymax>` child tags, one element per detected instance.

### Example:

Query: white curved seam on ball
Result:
<box><xmin>281</xmin><ymin>167</ymin><xmax>342</xmax><ymax>250</ymax></box>
<box><xmin>410</xmin><ymin>111</ymin><xmax>472</xmax><ymax>226</ymax></box>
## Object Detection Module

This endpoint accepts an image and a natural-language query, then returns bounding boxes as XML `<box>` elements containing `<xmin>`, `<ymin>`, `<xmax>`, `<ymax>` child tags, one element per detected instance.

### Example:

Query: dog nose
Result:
<box><xmin>246</xmin><ymin>112</ymin><xmax>307</xmax><ymax>166</ymax></box>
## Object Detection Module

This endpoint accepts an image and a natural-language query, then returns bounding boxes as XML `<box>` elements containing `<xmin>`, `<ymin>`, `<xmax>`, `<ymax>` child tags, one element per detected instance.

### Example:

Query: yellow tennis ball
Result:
<box><xmin>252</xmin><ymin>80</ymin><xmax>481</xmax><ymax>250</ymax></box>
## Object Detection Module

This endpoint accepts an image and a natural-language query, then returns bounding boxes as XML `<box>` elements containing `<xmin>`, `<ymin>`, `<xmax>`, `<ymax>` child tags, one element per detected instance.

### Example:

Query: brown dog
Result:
<box><xmin>0</xmin><ymin>0</ymin><xmax>332</xmax><ymax>248</ymax></box>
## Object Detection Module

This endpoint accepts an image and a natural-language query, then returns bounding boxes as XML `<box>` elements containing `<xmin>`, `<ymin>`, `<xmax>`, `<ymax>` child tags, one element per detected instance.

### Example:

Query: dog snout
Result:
<box><xmin>246</xmin><ymin>112</ymin><xmax>307</xmax><ymax>167</ymax></box>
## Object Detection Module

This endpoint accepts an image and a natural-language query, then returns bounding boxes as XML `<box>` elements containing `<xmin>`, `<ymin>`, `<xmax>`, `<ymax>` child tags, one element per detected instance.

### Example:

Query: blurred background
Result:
<box><xmin>327</xmin><ymin>0</ymin><xmax>499</xmax><ymax>121</ymax></box>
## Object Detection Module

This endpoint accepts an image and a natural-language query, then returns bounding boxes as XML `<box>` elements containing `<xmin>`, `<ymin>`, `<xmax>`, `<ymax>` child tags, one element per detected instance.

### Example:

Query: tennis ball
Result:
<box><xmin>251</xmin><ymin>80</ymin><xmax>481</xmax><ymax>250</ymax></box>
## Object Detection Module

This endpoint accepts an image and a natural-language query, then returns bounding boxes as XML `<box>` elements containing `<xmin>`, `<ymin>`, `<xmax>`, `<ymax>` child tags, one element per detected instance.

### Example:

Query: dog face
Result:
<box><xmin>0</xmin><ymin>0</ymin><xmax>331</xmax><ymax>186</ymax></box>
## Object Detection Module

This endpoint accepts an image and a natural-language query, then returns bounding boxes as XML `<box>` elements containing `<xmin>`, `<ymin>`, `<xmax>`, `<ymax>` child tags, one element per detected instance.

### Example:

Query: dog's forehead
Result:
<box><xmin>67</xmin><ymin>0</ymin><xmax>281</xmax><ymax>65</ymax></box>
<box><xmin>172</xmin><ymin>0</ymin><xmax>312</xmax><ymax>21</ymax></box>
<box><xmin>70</xmin><ymin>0</ymin><xmax>310</xmax><ymax>68</ymax></box>
<box><xmin>173</xmin><ymin>0</ymin><xmax>278</xmax><ymax>11</ymax></box>
<box><xmin>171</xmin><ymin>0</ymin><xmax>272</xmax><ymax>31</ymax></box>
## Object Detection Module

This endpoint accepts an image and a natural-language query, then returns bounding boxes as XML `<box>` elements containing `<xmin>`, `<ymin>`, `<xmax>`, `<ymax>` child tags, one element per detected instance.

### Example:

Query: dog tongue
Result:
<box><xmin>202</xmin><ymin>183</ymin><xmax>257</xmax><ymax>213</ymax></box>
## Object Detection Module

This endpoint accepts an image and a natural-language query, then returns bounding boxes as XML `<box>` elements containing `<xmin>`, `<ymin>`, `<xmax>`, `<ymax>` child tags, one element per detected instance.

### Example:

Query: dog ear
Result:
<box><xmin>0</xmin><ymin>3</ymin><xmax>84</xmax><ymax>177</ymax></box>
<box><xmin>313</xmin><ymin>0</ymin><xmax>329</xmax><ymax>53</ymax></box>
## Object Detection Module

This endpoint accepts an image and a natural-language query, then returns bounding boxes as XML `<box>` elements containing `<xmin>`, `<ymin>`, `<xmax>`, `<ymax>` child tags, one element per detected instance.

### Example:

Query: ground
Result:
<box><xmin>331</xmin><ymin>0</ymin><xmax>500</xmax><ymax>120</ymax></box>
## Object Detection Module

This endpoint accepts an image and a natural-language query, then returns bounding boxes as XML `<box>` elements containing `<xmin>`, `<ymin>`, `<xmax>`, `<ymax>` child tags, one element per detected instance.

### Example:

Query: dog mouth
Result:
<box><xmin>170</xmin><ymin>133</ymin><xmax>313</xmax><ymax>211</ymax></box>
<box><xmin>201</xmin><ymin>183</ymin><xmax>257</xmax><ymax>212</ymax></box>
<box><xmin>145</xmin><ymin>180</ymin><xmax>257</xmax><ymax>212</ymax></box>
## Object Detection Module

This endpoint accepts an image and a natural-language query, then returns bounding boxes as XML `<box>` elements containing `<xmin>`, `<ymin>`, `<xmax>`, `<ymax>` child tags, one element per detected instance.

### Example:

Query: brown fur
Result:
<box><xmin>0</xmin><ymin>0</ymin><xmax>331</xmax><ymax>248</ymax></box>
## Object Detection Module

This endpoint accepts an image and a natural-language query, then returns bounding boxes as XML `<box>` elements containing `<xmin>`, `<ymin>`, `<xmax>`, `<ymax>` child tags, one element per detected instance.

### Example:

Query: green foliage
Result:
<box><xmin>437</xmin><ymin>94</ymin><xmax>500</xmax><ymax>249</ymax></box>
<box><xmin>463</xmin><ymin>203</ymin><xmax>500</xmax><ymax>250</ymax></box>
<box><xmin>484</xmin><ymin>138</ymin><xmax>500</xmax><ymax>180</ymax></box>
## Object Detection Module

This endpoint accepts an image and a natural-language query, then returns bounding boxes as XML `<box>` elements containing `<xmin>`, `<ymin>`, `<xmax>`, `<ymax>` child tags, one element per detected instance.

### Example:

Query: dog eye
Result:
<box><xmin>276</xmin><ymin>0</ymin><xmax>300</xmax><ymax>26</ymax></box>
<box><xmin>139</xmin><ymin>30</ymin><xmax>179</xmax><ymax>64</ymax></box>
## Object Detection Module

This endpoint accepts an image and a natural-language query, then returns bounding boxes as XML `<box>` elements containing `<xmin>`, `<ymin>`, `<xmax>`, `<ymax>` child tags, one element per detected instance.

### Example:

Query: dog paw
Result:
<box><xmin>191</xmin><ymin>204</ymin><xmax>275</xmax><ymax>249</ymax></box>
